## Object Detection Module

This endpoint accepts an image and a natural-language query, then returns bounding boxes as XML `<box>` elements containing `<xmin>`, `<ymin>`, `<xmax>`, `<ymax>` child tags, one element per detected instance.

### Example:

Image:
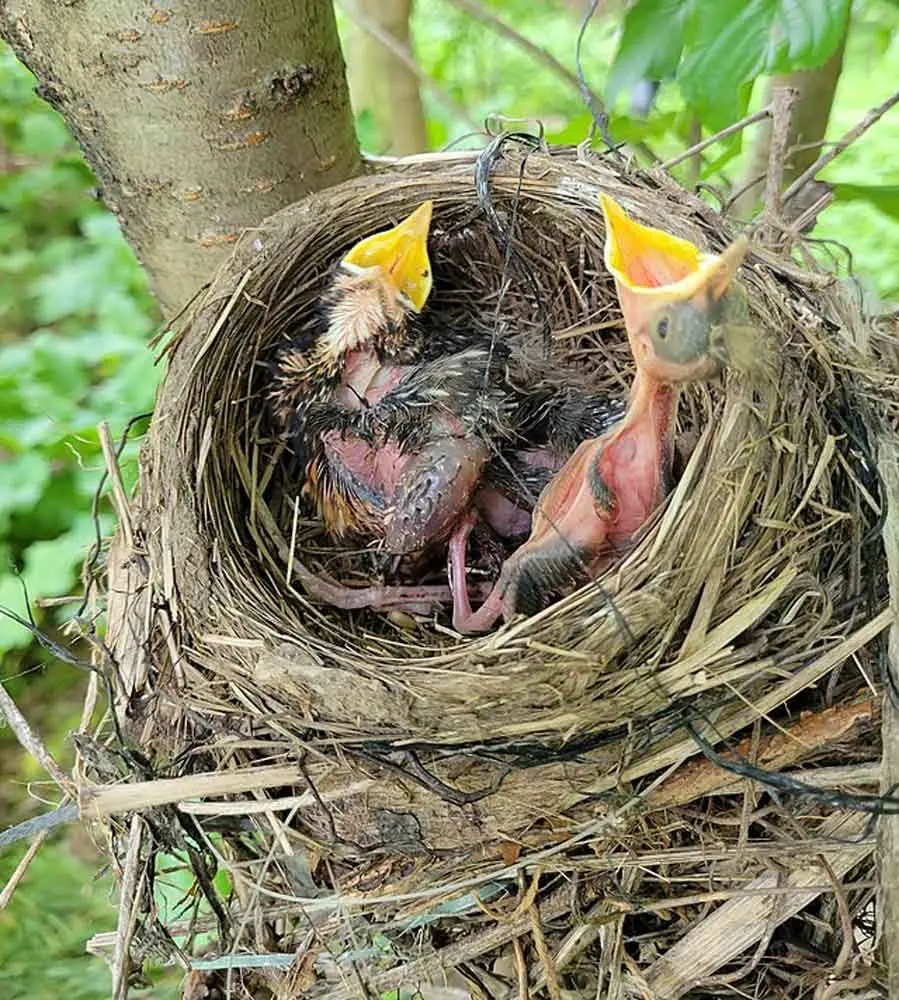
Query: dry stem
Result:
<box><xmin>0</xmin><ymin>678</ymin><xmax>73</xmax><ymax>794</ymax></box>
<box><xmin>782</xmin><ymin>88</ymin><xmax>899</xmax><ymax>205</ymax></box>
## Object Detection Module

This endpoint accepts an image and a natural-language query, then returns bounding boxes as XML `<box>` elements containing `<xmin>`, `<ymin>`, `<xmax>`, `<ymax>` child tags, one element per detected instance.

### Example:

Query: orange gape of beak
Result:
<box><xmin>340</xmin><ymin>200</ymin><xmax>434</xmax><ymax>312</ymax></box>
<box><xmin>599</xmin><ymin>193</ymin><xmax>749</xmax><ymax>383</ymax></box>
<box><xmin>449</xmin><ymin>196</ymin><xmax>751</xmax><ymax>634</ymax></box>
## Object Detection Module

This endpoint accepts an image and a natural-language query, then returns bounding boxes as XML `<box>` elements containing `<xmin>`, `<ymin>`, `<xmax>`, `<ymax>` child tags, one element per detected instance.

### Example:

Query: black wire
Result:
<box><xmin>575</xmin><ymin>0</ymin><xmax>621</xmax><ymax>154</ymax></box>
<box><xmin>684</xmin><ymin>720</ymin><xmax>899</xmax><ymax>815</ymax></box>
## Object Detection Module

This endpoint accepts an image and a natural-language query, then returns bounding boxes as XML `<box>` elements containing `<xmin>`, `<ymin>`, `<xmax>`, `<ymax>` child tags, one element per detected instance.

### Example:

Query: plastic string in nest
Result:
<box><xmin>267</xmin><ymin>184</ymin><xmax>757</xmax><ymax>638</ymax></box>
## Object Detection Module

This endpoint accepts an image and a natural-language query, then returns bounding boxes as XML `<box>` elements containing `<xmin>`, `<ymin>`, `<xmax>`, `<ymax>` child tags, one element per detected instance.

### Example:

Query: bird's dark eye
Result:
<box><xmin>657</xmin><ymin>317</ymin><xmax>669</xmax><ymax>338</ymax></box>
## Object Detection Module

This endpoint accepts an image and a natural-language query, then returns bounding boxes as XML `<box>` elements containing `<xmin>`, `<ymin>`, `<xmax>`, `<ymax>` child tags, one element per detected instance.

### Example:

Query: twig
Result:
<box><xmin>725</xmin><ymin>170</ymin><xmax>769</xmax><ymax>216</ymax></box>
<box><xmin>529</xmin><ymin>896</ymin><xmax>563</xmax><ymax>1000</ymax></box>
<box><xmin>0</xmin><ymin>802</ymin><xmax>79</xmax><ymax>850</ymax></box>
<box><xmin>112</xmin><ymin>814</ymin><xmax>144</xmax><ymax>1000</ymax></box>
<box><xmin>176</xmin><ymin>779</ymin><xmax>373</xmax><ymax>816</ymax></box>
<box><xmin>787</xmin><ymin>184</ymin><xmax>834</xmax><ymax>235</ymax></box>
<box><xmin>79</xmin><ymin>763</ymin><xmax>313</xmax><ymax>820</ymax></box>
<box><xmin>660</xmin><ymin>107</ymin><xmax>771</xmax><ymax>171</ymax></box>
<box><xmin>615</xmin><ymin>881</ymin><xmax>877</xmax><ymax>916</ymax></box>
<box><xmin>530</xmin><ymin>898</ymin><xmax>610</xmax><ymax>993</ymax></box>
<box><xmin>0</xmin><ymin>831</ymin><xmax>49</xmax><ymax>909</ymax></box>
<box><xmin>646</xmin><ymin>696</ymin><xmax>876</xmax><ymax>810</ymax></box>
<box><xmin>445</xmin><ymin>0</ymin><xmax>605</xmax><ymax>117</ymax></box>
<box><xmin>285</xmin><ymin>495</ymin><xmax>300</xmax><ymax>587</ymax></box>
<box><xmin>782</xmin><ymin>88</ymin><xmax>899</xmax><ymax>205</ymax></box>
<box><xmin>179</xmin><ymin>268</ymin><xmax>253</xmax><ymax>394</ymax></box>
<box><xmin>0</xmin><ymin>679</ymin><xmax>73</xmax><ymax>794</ymax></box>
<box><xmin>644</xmin><ymin>812</ymin><xmax>872</xmax><ymax>997</ymax></box>
<box><xmin>877</xmin><ymin>433</ymin><xmax>899</xmax><ymax>998</ymax></box>
<box><xmin>817</xmin><ymin>855</ymin><xmax>855</xmax><ymax>986</ymax></box>
<box><xmin>98</xmin><ymin>421</ymin><xmax>134</xmax><ymax>551</ymax></box>
<box><xmin>762</xmin><ymin>86</ymin><xmax>798</xmax><ymax>237</ymax></box>
<box><xmin>476</xmin><ymin>870</ymin><xmax>541</xmax><ymax>922</ymax></box>
<box><xmin>817</xmin><ymin>967</ymin><xmax>874</xmax><ymax>1000</ymax></box>
<box><xmin>339</xmin><ymin>0</ymin><xmax>480</xmax><ymax>132</ymax></box>
<box><xmin>575</xmin><ymin>0</ymin><xmax>617</xmax><ymax>149</ymax></box>
<box><xmin>696</xmin><ymin>867</ymin><xmax>785</xmax><ymax>989</ymax></box>
<box><xmin>321</xmin><ymin>881</ymin><xmax>599</xmax><ymax>1000</ymax></box>
<box><xmin>513</xmin><ymin>936</ymin><xmax>529</xmax><ymax>1000</ymax></box>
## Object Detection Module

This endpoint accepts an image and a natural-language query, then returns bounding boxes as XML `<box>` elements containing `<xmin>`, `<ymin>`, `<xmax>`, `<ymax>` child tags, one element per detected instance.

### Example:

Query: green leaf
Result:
<box><xmin>0</xmin><ymin>509</ymin><xmax>102</xmax><ymax>651</ymax></box>
<box><xmin>0</xmin><ymin>453</ymin><xmax>52</xmax><ymax>528</ymax></box>
<box><xmin>607</xmin><ymin>110</ymin><xmax>681</xmax><ymax>144</ymax></box>
<box><xmin>679</xmin><ymin>0</ymin><xmax>776</xmax><ymax>130</ymax></box>
<box><xmin>606</xmin><ymin>0</ymin><xmax>688</xmax><ymax>105</ymax></box>
<box><xmin>830</xmin><ymin>183</ymin><xmax>899</xmax><ymax>221</ymax></box>
<box><xmin>770</xmin><ymin>0</ymin><xmax>850</xmax><ymax>72</ymax></box>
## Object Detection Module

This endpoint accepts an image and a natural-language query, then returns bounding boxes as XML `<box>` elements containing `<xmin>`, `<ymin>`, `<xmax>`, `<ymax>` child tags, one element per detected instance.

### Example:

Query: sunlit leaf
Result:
<box><xmin>770</xmin><ymin>0</ymin><xmax>850</xmax><ymax>72</ymax></box>
<box><xmin>0</xmin><ymin>454</ymin><xmax>52</xmax><ymax>528</ymax></box>
<box><xmin>607</xmin><ymin>110</ymin><xmax>681</xmax><ymax>143</ymax></box>
<box><xmin>679</xmin><ymin>0</ymin><xmax>775</xmax><ymax>130</ymax></box>
<box><xmin>830</xmin><ymin>183</ymin><xmax>899</xmax><ymax>221</ymax></box>
<box><xmin>606</xmin><ymin>0</ymin><xmax>688</xmax><ymax>106</ymax></box>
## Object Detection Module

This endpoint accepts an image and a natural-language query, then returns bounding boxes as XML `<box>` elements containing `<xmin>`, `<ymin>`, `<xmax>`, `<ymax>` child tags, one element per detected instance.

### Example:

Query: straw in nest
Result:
<box><xmin>82</xmin><ymin>144</ymin><xmax>899</xmax><ymax>998</ymax></box>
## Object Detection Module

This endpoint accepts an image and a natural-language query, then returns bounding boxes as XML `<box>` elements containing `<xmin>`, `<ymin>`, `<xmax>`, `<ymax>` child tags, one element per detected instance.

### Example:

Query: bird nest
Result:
<box><xmin>86</xmin><ymin>145</ymin><xmax>899</xmax><ymax>998</ymax></box>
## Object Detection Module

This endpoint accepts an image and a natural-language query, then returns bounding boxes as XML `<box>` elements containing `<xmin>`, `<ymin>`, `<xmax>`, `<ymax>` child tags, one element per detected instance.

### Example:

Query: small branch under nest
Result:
<box><xmin>0</xmin><ymin>677</ymin><xmax>73</xmax><ymax>795</ymax></box>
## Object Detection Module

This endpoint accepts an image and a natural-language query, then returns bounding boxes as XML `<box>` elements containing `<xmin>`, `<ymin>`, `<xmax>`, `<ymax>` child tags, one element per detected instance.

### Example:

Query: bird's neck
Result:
<box><xmin>318</xmin><ymin>272</ymin><xmax>408</xmax><ymax>371</ymax></box>
<box><xmin>615</xmin><ymin>370</ymin><xmax>678</xmax><ymax>469</ymax></box>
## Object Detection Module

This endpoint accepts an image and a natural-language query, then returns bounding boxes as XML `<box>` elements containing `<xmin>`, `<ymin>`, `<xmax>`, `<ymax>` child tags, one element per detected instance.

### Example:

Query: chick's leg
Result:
<box><xmin>291</xmin><ymin>559</ymin><xmax>490</xmax><ymax>615</ymax></box>
<box><xmin>447</xmin><ymin>512</ymin><xmax>507</xmax><ymax>633</ymax></box>
<box><xmin>509</xmin><ymin>439</ymin><xmax>616</xmax><ymax>608</ymax></box>
<box><xmin>452</xmin><ymin>438</ymin><xmax>614</xmax><ymax>633</ymax></box>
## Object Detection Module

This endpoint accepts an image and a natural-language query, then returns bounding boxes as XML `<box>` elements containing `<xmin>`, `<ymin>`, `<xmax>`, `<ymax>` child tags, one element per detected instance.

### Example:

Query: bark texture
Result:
<box><xmin>0</xmin><ymin>1</ymin><xmax>362</xmax><ymax>315</ymax></box>
<box><xmin>345</xmin><ymin>0</ymin><xmax>428</xmax><ymax>156</ymax></box>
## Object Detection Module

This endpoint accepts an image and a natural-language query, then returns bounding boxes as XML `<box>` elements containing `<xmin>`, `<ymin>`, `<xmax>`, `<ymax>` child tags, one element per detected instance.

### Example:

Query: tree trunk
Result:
<box><xmin>731</xmin><ymin>25</ymin><xmax>848</xmax><ymax>220</ymax></box>
<box><xmin>0</xmin><ymin>1</ymin><xmax>362</xmax><ymax>315</ymax></box>
<box><xmin>345</xmin><ymin>0</ymin><xmax>428</xmax><ymax>156</ymax></box>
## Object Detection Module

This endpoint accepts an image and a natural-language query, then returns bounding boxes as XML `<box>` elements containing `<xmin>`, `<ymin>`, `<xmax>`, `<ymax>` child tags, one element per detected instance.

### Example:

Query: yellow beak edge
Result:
<box><xmin>599</xmin><ymin>193</ymin><xmax>747</xmax><ymax>304</ymax></box>
<box><xmin>341</xmin><ymin>200</ymin><xmax>434</xmax><ymax>312</ymax></box>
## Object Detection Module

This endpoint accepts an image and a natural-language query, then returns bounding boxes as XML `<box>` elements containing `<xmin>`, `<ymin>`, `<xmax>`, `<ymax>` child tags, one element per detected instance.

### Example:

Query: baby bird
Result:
<box><xmin>449</xmin><ymin>195</ymin><xmax>752</xmax><ymax>633</ymax></box>
<box><xmin>270</xmin><ymin>202</ymin><xmax>509</xmax><ymax>612</ymax></box>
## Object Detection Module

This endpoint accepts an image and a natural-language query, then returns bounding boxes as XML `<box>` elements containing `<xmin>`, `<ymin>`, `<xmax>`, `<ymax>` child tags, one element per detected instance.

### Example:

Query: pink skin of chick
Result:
<box><xmin>447</xmin><ymin>199</ymin><xmax>750</xmax><ymax>634</ymax></box>
<box><xmin>298</xmin><ymin>345</ymin><xmax>495</xmax><ymax>614</ymax></box>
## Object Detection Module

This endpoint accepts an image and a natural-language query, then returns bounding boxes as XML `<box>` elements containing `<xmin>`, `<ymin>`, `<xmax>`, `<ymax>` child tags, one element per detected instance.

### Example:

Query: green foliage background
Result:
<box><xmin>2</xmin><ymin>1</ymin><xmax>899</xmax><ymax>997</ymax></box>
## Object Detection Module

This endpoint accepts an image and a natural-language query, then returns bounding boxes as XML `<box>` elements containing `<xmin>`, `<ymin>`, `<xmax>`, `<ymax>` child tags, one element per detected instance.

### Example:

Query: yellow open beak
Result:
<box><xmin>340</xmin><ymin>200</ymin><xmax>434</xmax><ymax>312</ymax></box>
<box><xmin>599</xmin><ymin>193</ymin><xmax>748</xmax><ymax>330</ymax></box>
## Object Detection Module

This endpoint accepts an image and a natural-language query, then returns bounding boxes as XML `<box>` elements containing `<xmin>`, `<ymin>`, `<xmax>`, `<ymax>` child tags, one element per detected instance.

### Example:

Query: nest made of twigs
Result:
<box><xmin>90</xmin><ymin>146</ymin><xmax>899</xmax><ymax>998</ymax></box>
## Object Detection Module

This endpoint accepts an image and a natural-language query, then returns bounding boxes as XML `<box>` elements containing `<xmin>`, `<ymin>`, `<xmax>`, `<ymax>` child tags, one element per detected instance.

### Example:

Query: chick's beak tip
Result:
<box><xmin>599</xmin><ymin>192</ymin><xmax>750</xmax><ymax>305</ymax></box>
<box><xmin>341</xmin><ymin>199</ymin><xmax>435</xmax><ymax>312</ymax></box>
<box><xmin>599</xmin><ymin>192</ymin><xmax>704</xmax><ymax>290</ymax></box>
<box><xmin>705</xmin><ymin>234</ymin><xmax>750</xmax><ymax>301</ymax></box>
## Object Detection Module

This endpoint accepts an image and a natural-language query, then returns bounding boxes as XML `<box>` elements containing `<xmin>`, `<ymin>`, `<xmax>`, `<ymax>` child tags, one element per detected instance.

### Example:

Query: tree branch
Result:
<box><xmin>782</xmin><ymin>88</ymin><xmax>899</xmax><ymax>206</ymax></box>
<box><xmin>340</xmin><ymin>0</ymin><xmax>479</xmax><ymax>134</ymax></box>
<box><xmin>445</xmin><ymin>0</ymin><xmax>606</xmax><ymax>114</ymax></box>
